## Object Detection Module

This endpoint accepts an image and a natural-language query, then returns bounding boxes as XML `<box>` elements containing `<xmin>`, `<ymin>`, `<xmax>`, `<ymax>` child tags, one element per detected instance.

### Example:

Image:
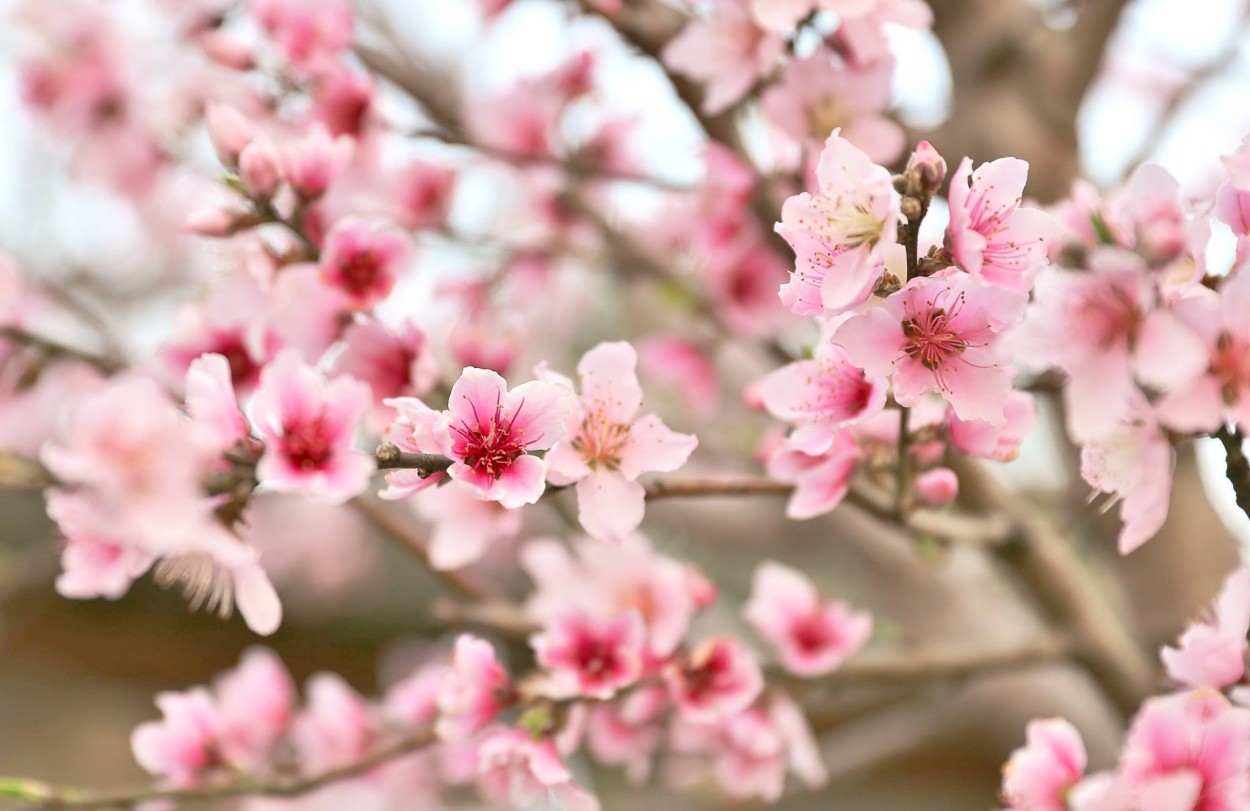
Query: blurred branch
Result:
<box><xmin>2</xmin><ymin>728</ymin><xmax>433</xmax><ymax>810</ymax></box>
<box><xmin>0</xmin><ymin>327</ymin><xmax>121</xmax><ymax>375</ymax></box>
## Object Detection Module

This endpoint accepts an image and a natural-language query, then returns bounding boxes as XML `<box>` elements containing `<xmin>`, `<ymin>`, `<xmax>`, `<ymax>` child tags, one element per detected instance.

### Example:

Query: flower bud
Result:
<box><xmin>906</xmin><ymin>140</ymin><xmax>948</xmax><ymax>197</ymax></box>
<box><xmin>239</xmin><ymin>136</ymin><xmax>282</xmax><ymax>200</ymax></box>
<box><xmin>183</xmin><ymin>207</ymin><xmax>240</xmax><ymax>237</ymax></box>
<box><xmin>205</xmin><ymin>104</ymin><xmax>256</xmax><ymax>167</ymax></box>
<box><xmin>914</xmin><ymin>467</ymin><xmax>959</xmax><ymax>507</ymax></box>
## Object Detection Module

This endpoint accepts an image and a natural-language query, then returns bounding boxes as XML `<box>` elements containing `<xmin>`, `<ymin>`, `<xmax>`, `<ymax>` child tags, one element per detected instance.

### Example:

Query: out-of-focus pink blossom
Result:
<box><xmin>744</xmin><ymin>561</ymin><xmax>872</xmax><ymax>676</ymax></box>
<box><xmin>132</xmin><ymin>688</ymin><xmax>219</xmax><ymax>787</ymax></box>
<box><xmin>293</xmin><ymin>673</ymin><xmax>377</xmax><ymax>773</ymax></box>
<box><xmin>1002</xmin><ymin>718</ymin><xmax>1088</xmax><ymax>811</ymax></box>
<box><xmin>282</xmin><ymin>127</ymin><xmax>353</xmax><ymax>199</ymax></box>
<box><xmin>663</xmin><ymin>0</ymin><xmax>784</xmax><ymax>116</ymax></box>
<box><xmin>318</xmin><ymin>217</ymin><xmax>408</xmax><ymax>308</ymax></box>
<box><xmin>914</xmin><ymin>467</ymin><xmax>959</xmax><ymax>507</ymax></box>
<box><xmin>545</xmin><ymin>342</ymin><xmax>698</xmax><ymax>542</ymax></box>
<box><xmin>949</xmin><ymin>390</ymin><xmax>1037</xmax><ymax>462</ymax></box>
<box><xmin>532</xmin><ymin>611</ymin><xmax>646</xmax><ymax>699</ymax></box>
<box><xmin>249</xmin><ymin>0</ymin><xmax>353</xmax><ymax>76</ymax></box>
<box><xmin>1079</xmin><ymin>408</ymin><xmax>1172</xmax><ymax>554</ymax></box>
<box><xmin>666</xmin><ymin>637</ymin><xmax>764</xmax><ymax>723</ymax></box>
<box><xmin>476</xmin><ymin>729</ymin><xmax>601</xmax><ymax>811</ymax></box>
<box><xmin>436</xmin><ymin>635</ymin><xmax>512</xmax><ymax>742</ymax></box>
<box><xmin>1162</xmin><ymin>568</ymin><xmax>1250</xmax><ymax>690</ymax></box>
<box><xmin>186</xmin><ymin>353</ymin><xmax>248</xmax><ymax>452</ymax></box>
<box><xmin>213</xmin><ymin>648</ymin><xmax>296</xmax><ymax>771</ymax></box>
<box><xmin>412</xmin><ymin>480</ymin><xmax>523</xmax><ymax>570</ymax></box>
<box><xmin>586</xmin><ymin>686</ymin><xmax>667</xmax><ymax>783</ymax></box>
<box><xmin>765</xmin><ymin>430</ymin><xmax>860</xmax><ymax>519</ymax></box>
<box><xmin>249</xmin><ymin>350</ymin><xmax>373</xmax><ymax>504</ymax></box>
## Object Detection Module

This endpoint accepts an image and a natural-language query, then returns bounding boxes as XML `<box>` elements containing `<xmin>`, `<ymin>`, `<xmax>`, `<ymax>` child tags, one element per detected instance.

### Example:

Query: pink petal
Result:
<box><xmin>576</xmin><ymin>471</ymin><xmax>646</xmax><ymax>543</ymax></box>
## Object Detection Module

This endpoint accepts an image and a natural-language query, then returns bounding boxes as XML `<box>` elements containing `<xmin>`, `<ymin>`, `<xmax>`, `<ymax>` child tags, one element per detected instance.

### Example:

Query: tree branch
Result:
<box><xmin>0</xmin><ymin>327</ymin><xmax>122</xmax><ymax>375</ymax></box>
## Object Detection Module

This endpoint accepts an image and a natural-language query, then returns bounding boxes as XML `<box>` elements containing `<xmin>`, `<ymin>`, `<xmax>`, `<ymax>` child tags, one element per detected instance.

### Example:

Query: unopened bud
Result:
<box><xmin>205</xmin><ymin>104</ymin><xmax>255</xmax><ymax>167</ymax></box>
<box><xmin>901</xmin><ymin>196</ymin><xmax>923</xmax><ymax>220</ymax></box>
<box><xmin>239</xmin><ymin>136</ymin><xmax>282</xmax><ymax>199</ymax></box>
<box><xmin>183</xmin><ymin>207</ymin><xmax>240</xmax><ymax>237</ymax></box>
<box><xmin>906</xmin><ymin>140</ymin><xmax>948</xmax><ymax>195</ymax></box>
<box><xmin>915</xmin><ymin>467</ymin><xmax>959</xmax><ymax>508</ymax></box>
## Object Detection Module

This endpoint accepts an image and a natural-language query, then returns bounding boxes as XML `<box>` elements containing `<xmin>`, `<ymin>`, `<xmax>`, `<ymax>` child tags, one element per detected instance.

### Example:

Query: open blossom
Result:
<box><xmin>436</xmin><ymin>635</ymin><xmax>512</xmax><ymax>742</ymax></box>
<box><xmin>946</xmin><ymin>156</ymin><xmax>1057</xmax><ymax>292</ymax></box>
<box><xmin>476</xmin><ymin>729</ymin><xmax>601</xmax><ymax>811</ymax></box>
<box><xmin>293</xmin><ymin>673</ymin><xmax>377</xmax><ymax>773</ymax></box>
<box><xmin>949</xmin><ymin>390</ymin><xmax>1037</xmax><ymax>462</ymax></box>
<box><xmin>760</xmin><ymin>329</ymin><xmax>887</xmax><ymax>454</ymax></box>
<box><xmin>586</xmin><ymin>686</ymin><xmax>668</xmax><ymax>783</ymax></box>
<box><xmin>429</xmin><ymin>367</ymin><xmax>571</xmax><ymax>508</ymax></box>
<box><xmin>1002</xmin><ymin>718</ymin><xmax>1087</xmax><ymax>811</ymax></box>
<box><xmin>662</xmin><ymin>0</ymin><xmax>784</xmax><ymax>116</ymax></box>
<box><xmin>249</xmin><ymin>0</ymin><xmax>353</xmax><ymax>75</ymax></box>
<box><xmin>412</xmin><ymin>481</ymin><xmax>523</xmax><ymax>571</ymax></box>
<box><xmin>531</xmin><ymin>611</ymin><xmax>646</xmax><ymax>699</ymax></box>
<box><xmin>250</xmin><ymin>350</ymin><xmax>373</xmax><ymax>504</ymax></box>
<box><xmin>132</xmin><ymin>688</ymin><xmax>219</xmax><ymax>787</ymax></box>
<box><xmin>765</xmin><ymin>430</ymin><xmax>860</xmax><ymax>519</ymax></box>
<box><xmin>1161</xmin><ymin>568</ymin><xmax>1250</xmax><ymax>690</ymax></box>
<box><xmin>776</xmin><ymin>132</ymin><xmax>901</xmax><ymax>316</ymax></box>
<box><xmin>744</xmin><ymin>561</ymin><xmax>872</xmax><ymax>677</ymax></box>
<box><xmin>545</xmin><ymin>342</ymin><xmax>698</xmax><ymax>542</ymax></box>
<box><xmin>185</xmin><ymin>353</ymin><xmax>249</xmax><ymax>452</ymax></box>
<box><xmin>319</xmin><ymin>217</ymin><xmax>408</xmax><ymax>308</ymax></box>
<box><xmin>1080</xmin><ymin>407</ymin><xmax>1173</xmax><ymax>555</ymax></box>
<box><xmin>666</xmin><ymin>637</ymin><xmax>764</xmax><ymax>723</ymax></box>
<box><xmin>834</xmin><ymin>272</ymin><xmax>1026</xmax><ymax>424</ymax></box>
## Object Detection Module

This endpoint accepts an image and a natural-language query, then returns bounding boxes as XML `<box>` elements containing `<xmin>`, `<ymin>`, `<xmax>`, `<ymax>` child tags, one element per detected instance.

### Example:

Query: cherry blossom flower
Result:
<box><xmin>132</xmin><ymin>688</ymin><xmax>220</xmax><ymax>787</ymax></box>
<box><xmin>437</xmin><ymin>635</ymin><xmax>512</xmax><ymax>742</ymax></box>
<box><xmin>744</xmin><ymin>561</ymin><xmax>872</xmax><ymax>677</ymax></box>
<box><xmin>666</xmin><ymin>637</ymin><xmax>764</xmax><ymax>723</ymax></box>
<box><xmin>948</xmin><ymin>390</ymin><xmax>1037</xmax><ymax>462</ymax></box>
<box><xmin>1161</xmin><ymin>567</ymin><xmax>1250</xmax><ymax>690</ymax></box>
<box><xmin>1079</xmin><ymin>408</ymin><xmax>1173</xmax><ymax>554</ymax></box>
<box><xmin>545</xmin><ymin>342</ymin><xmax>698</xmax><ymax>542</ymax></box>
<box><xmin>185</xmin><ymin>353</ymin><xmax>248</xmax><ymax>452</ymax></box>
<box><xmin>1002</xmin><ymin>718</ymin><xmax>1088</xmax><ymax>811</ymax></box>
<box><xmin>531</xmin><ymin>611</ymin><xmax>646</xmax><ymax>699</ymax></box>
<box><xmin>293</xmin><ymin>673</ymin><xmax>377</xmax><ymax>773</ymax></box>
<box><xmin>834</xmin><ymin>272</ymin><xmax>1026</xmax><ymax>424</ymax></box>
<box><xmin>765</xmin><ymin>430</ymin><xmax>860</xmax><ymax>519</ymax></box>
<box><xmin>946</xmin><ymin>156</ymin><xmax>1057</xmax><ymax>292</ymax></box>
<box><xmin>318</xmin><ymin>217</ymin><xmax>408</xmax><ymax>308</ymax></box>
<box><xmin>434</xmin><ymin>367</ymin><xmax>572</xmax><ymax>509</ymax></box>
<box><xmin>586</xmin><ymin>686</ymin><xmax>667</xmax><ymax>783</ymax></box>
<box><xmin>662</xmin><ymin>0</ymin><xmax>784</xmax><ymax>116</ymax></box>
<box><xmin>213</xmin><ymin>648</ymin><xmax>296</xmax><ymax>771</ymax></box>
<box><xmin>749</xmin><ymin>0</ymin><xmax>878</xmax><ymax>32</ymax></box>
<box><xmin>48</xmin><ymin>490</ymin><xmax>155</xmax><ymax>601</ymax></box>
<box><xmin>411</xmin><ymin>480</ymin><xmax>523</xmax><ymax>571</ymax></box>
<box><xmin>476</xmin><ymin>729</ymin><xmax>601</xmax><ymax>811</ymax></box>
<box><xmin>250</xmin><ymin>350</ymin><xmax>373</xmax><ymax>504</ymax></box>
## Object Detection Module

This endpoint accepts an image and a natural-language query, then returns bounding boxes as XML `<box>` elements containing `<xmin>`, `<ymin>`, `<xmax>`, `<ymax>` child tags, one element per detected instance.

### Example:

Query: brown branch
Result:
<box><xmin>831</xmin><ymin>632</ymin><xmax>1069</xmax><ymax>685</ymax></box>
<box><xmin>0</xmin><ymin>326</ymin><xmax>122</xmax><ymax>374</ymax></box>
<box><xmin>4</xmin><ymin>729</ymin><xmax>434</xmax><ymax>810</ymax></box>
<box><xmin>1217</xmin><ymin>425</ymin><xmax>1250</xmax><ymax>521</ymax></box>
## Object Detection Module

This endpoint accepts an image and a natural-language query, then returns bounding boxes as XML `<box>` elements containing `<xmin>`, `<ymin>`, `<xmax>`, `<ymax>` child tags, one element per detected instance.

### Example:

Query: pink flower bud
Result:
<box><xmin>195</xmin><ymin>31</ymin><xmax>255</xmax><ymax>70</ymax></box>
<box><xmin>239</xmin><ymin>136</ymin><xmax>282</xmax><ymax>199</ymax></box>
<box><xmin>914</xmin><ymin>467</ymin><xmax>958</xmax><ymax>507</ymax></box>
<box><xmin>906</xmin><ymin>140</ymin><xmax>947</xmax><ymax>191</ymax></box>
<box><xmin>183</xmin><ymin>207</ymin><xmax>238</xmax><ymax>237</ymax></box>
<box><xmin>205</xmin><ymin>104</ymin><xmax>256</xmax><ymax>167</ymax></box>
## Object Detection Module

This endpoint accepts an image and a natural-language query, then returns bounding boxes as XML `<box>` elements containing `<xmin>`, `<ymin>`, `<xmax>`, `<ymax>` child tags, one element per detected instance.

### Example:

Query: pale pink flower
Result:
<box><xmin>666</xmin><ymin>637</ymin><xmax>764</xmax><ymax>723</ymax></box>
<box><xmin>1002</xmin><ymin>718</ymin><xmax>1088</xmax><ymax>811</ymax></box>
<box><xmin>776</xmin><ymin>132</ymin><xmax>901</xmax><ymax>316</ymax></box>
<box><xmin>465</xmin><ymin>80</ymin><xmax>563</xmax><ymax>159</ymax></box>
<box><xmin>521</xmin><ymin>535</ymin><xmax>703</xmax><ymax>658</ymax></box>
<box><xmin>1117</xmin><ymin>691</ymin><xmax>1250</xmax><ymax>811</ymax></box>
<box><xmin>1162</xmin><ymin>568</ymin><xmax>1250</xmax><ymax>690</ymax></box>
<box><xmin>318</xmin><ymin>217</ymin><xmax>408</xmax><ymax>308</ymax></box>
<box><xmin>249</xmin><ymin>350</ymin><xmax>374</xmax><ymax>504</ymax></box>
<box><xmin>835</xmin><ymin>0</ymin><xmax>933</xmax><ymax>65</ymax></box>
<box><xmin>948</xmin><ymin>390</ymin><xmax>1037</xmax><ymax>462</ymax></box>
<box><xmin>392</xmin><ymin>160</ymin><xmax>457</xmax><ymax>231</ymax></box>
<box><xmin>378</xmin><ymin>396</ymin><xmax>447</xmax><ymax>499</ymax></box>
<box><xmin>914</xmin><ymin>467</ymin><xmax>959</xmax><ymax>507</ymax></box>
<box><xmin>131</xmin><ymin>688</ymin><xmax>219</xmax><ymax>787</ymax></box>
<box><xmin>1080</xmin><ymin>409</ymin><xmax>1173</xmax><ymax>555</ymax></box>
<box><xmin>281</xmin><ymin>126</ymin><xmax>353</xmax><ymax>199</ymax></box>
<box><xmin>310</xmin><ymin>67</ymin><xmax>374</xmax><ymax>138</ymax></box>
<box><xmin>586</xmin><ymin>686</ymin><xmax>667</xmax><ymax>783</ymax></box>
<box><xmin>765</xmin><ymin>430</ymin><xmax>860</xmax><ymax>519</ymax></box>
<box><xmin>476</xmin><ymin>729</ymin><xmax>601</xmax><ymax>811</ymax></box>
<box><xmin>744</xmin><ymin>561</ymin><xmax>871</xmax><ymax>677</ymax></box>
<box><xmin>532</xmin><ymin>611</ymin><xmax>646</xmax><ymax>700</ymax></box>
<box><xmin>760</xmin><ymin>334</ymin><xmax>887</xmax><ymax>454</ymax></box>
<box><xmin>239</xmin><ymin>136</ymin><xmax>282</xmax><ymax>199</ymax></box>
<box><xmin>333</xmin><ymin>318</ymin><xmax>439</xmax><ymax>427</ymax></box>
<box><xmin>662</xmin><ymin>0</ymin><xmax>784</xmax><ymax>115</ymax></box>
<box><xmin>545</xmin><ymin>342</ymin><xmax>698</xmax><ymax>542</ymax></box>
<box><xmin>434</xmin><ymin>367</ymin><xmax>572</xmax><ymax>509</ymax></box>
<box><xmin>834</xmin><ymin>272</ymin><xmax>1026</xmax><ymax>424</ymax></box>
<box><xmin>48</xmin><ymin>490</ymin><xmax>154</xmax><ymax>600</ymax></box>
<box><xmin>186</xmin><ymin>353</ymin><xmax>248</xmax><ymax>452</ymax></box>
<box><xmin>213</xmin><ymin>648</ymin><xmax>296</xmax><ymax>771</ymax></box>
<box><xmin>205</xmin><ymin>103</ymin><xmax>256</xmax><ymax>167</ymax></box>
<box><xmin>293</xmin><ymin>673</ymin><xmax>377</xmax><ymax>773</ymax></box>
<box><xmin>946</xmin><ymin>156</ymin><xmax>1057</xmax><ymax>292</ymax></box>
<box><xmin>436</xmin><ymin>635</ymin><xmax>512</xmax><ymax>742</ymax></box>
<box><xmin>412</xmin><ymin>481</ymin><xmax>523</xmax><ymax>570</ymax></box>
<box><xmin>761</xmin><ymin>48</ymin><xmax>904</xmax><ymax>165</ymax></box>
<box><xmin>383</xmin><ymin>665</ymin><xmax>444</xmax><ymax>728</ymax></box>
<box><xmin>249</xmin><ymin>0</ymin><xmax>353</xmax><ymax>75</ymax></box>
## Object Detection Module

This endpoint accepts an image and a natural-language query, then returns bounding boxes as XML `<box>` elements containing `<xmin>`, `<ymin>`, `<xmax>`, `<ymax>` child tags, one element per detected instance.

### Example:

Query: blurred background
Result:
<box><xmin>1</xmin><ymin>0</ymin><xmax>1250</xmax><ymax>808</ymax></box>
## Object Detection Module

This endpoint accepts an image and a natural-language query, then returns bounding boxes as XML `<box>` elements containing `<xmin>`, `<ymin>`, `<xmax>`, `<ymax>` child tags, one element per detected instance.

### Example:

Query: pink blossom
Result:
<box><xmin>914</xmin><ymin>467</ymin><xmax>959</xmax><ymax>507</ymax></box>
<box><xmin>521</xmin><ymin>535</ymin><xmax>703</xmax><ymax>658</ymax></box>
<box><xmin>436</xmin><ymin>635</ymin><xmax>512</xmax><ymax>742</ymax></box>
<box><xmin>586</xmin><ymin>687</ymin><xmax>667</xmax><ymax>783</ymax></box>
<box><xmin>131</xmin><ymin>688</ymin><xmax>219</xmax><ymax>787</ymax></box>
<box><xmin>205</xmin><ymin>103</ymin><xmax>256</xmax><ymax>166</ymax></box>
<box><xmin>392</xmin><ymin>160</ymin><xmax>457</xmax><ymax>231</ymax></box>
<box><xmin>1161</xmin><ymin>568</ymin><xmax>1250</xmax><ymax>690</ymax></box>
<box><xmin>293</xmin><ymin>673</ymin><xmax>377</xmax><ymax>773</ymax></box>
<box><xmin>760</xmin><ymin>334</ymin><xmax>887</xmax><ymax>454</ymax></box>
<box><xmin>476</xmin><ymin>729</ymin><xmax>600</xmax><ymax>811</ymax></box>
<box><xmin>238</xmin><ymin>136</ymin><xmax>282</xmax><ymax>199</ymax></box>
<box><xmin>531</xmin><ymin>611</ymin><xmax>646</xmax><ymax>699</ymax></box>
<box><xmin>311</xmin><ymin>67</ymin><xmax>373</xmax><ymax>138</ymax></box>
<box><xmin>318</xmin><ymin>217</ymin><xmax>408</xmax><ymax>308</ymax></box>
<box><xmin>332</xmin><ymin>319</ymin><xmax>439</xmax><ymax>422</ymax></box>
<box><xmin>761</xmin><ymin>48</ymin><xmax>904</xmax><ymax>165</ymax></box>
<box><xmin>776</xmin><ymin>132</ymin><xmax>901</xmax><ymax>316</ymax></box>
<box><xmin>378</xmin><ymin>396</ymin><xmax>446</xmax><ymax>500</ymax></box>
<box><xmin>249</xmin><ymin>350</ymin><xmax>373</xmax><ymax>504</ymax></box>
<box><xmin>249</xmin><ymin>0</ymin><xmax>353</xmax><ymax>76</ymax></box>
<box><xmin>744</xmin><ymin>561</ymin><xmax>872</xmax><ymax>676</ymax></box>
<box><xmin>282</xmin><ymin>126</ymin><xmax>353</xmax><ymax>199</ymax></box>
<box><xmin>765</xmin><ymin>430</ymin><xmax>860</xmax><ymax>519</ymax></box>
<box><xmin>946</xmin><ymin>156</ymin><xmax>1057</xmax><ymax>292</ymax></box>
<box><xmin>213</xmin><ymin>648</ymin><xmax>296</xmax><ymax>771</ymax></box>
<box><xmin>638</xmin><ymin>337</ymin><xmax>719</xmax><ymax>415</ymax></box>
<box><xmin>749</xmin><ymin>0</ymin><xmax>878</xmax><ymax>32</ymax></box>
<box><xmin>1079</xmin><ymin>409</ymin><xmax>1173</xmax><ymax>555</ymax></box>
<box><xmin>434</xmin><ymin>367</ymin><xmax>572</xmax><ymax>508</ymax></box>
<box><xmin>1117</xmin><ymin>691</ymin><xmax>1250</xmax><ymax>811</ymax></box>
<box><xmin>662</xmin><ymin>0</ymin><xmax>784</xmax><ymax>116</ymax></box>
<box><xmin>48</xmin><ymin>490</ymin><xmax>154</xmax><ymax>600</ymax></box>
<box><xmin>949</xmin><ymin>390</ymin><xmax>1037</xmax><ymax>462</ymax></box>
<box><xmin>412</xmin><ymin>481</ymin><xmax>523</xmax><ymax>570</ymax></box>
<box><xmin>186</xmin><ymin>353</ymin><xmax>248</xmax><ymax>452</ymax></box>
<box><xmin>834</xmin><ymin>272</ymin><xmax>1026</xmax><ymax>424</ymax></box>
<box><xmin>666</xmin><ymin>637</ymin><xmax>764</xmax><ymax>723</ymax></box>
<box><xmin>545</xmin><ymin>342</ymin><xmax>698</xmax><ymax>542</ymax></box>
<box><xmin>1002</xmin><ymin>718</ymin><xmax>1088</xmax><ymax>811</ymax></box>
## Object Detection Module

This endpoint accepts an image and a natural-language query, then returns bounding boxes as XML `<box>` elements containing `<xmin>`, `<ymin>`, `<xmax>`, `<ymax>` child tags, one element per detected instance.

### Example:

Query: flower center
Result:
<box><xmin>282</xmin><ymin>418</ymin><xmax>334</xmax><ymax>470</ymax></box>
<box><xmin>334</xmin><ymin>249</ymin><xmax>383</xmax><ymax>297</ymax></box>
<box><xmin>1212</xmin><ymin>333</ymin><xmax>1250</xmax><ymax>404</ymax></box>
<box><xmin>902</xmin><ymin>307</ymin><xmax>968</xmax><ymax>371</ymax></box>
<box><xmin>452</xmin><ymin>398</ymin><xmax>532</xmax><ymax>480</ymax></box>
<box><xmin>571</xmin><ymin>414</ymin><xmax>631</xmax><ymax>469</ymax></box>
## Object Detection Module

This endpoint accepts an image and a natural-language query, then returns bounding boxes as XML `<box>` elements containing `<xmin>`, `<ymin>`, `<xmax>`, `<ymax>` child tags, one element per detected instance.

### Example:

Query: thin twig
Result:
<box><xmin>4</xmin><ymin>729</ymin><xmax>434</xmax><ymax>810</ymax></box>
<box><xmin>0</xmin><ymin>327</ymin><xmax>122</xmax><ymax>374</ymax></box>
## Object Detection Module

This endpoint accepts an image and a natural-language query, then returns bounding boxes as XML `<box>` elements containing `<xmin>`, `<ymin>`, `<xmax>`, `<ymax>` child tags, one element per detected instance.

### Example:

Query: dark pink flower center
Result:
<box><xmin>281</xmin><ymin>418</ymin><xmax>334</xmax><ymax>470</ymax></box>
<box><xmin>791</xmin><ymin>613</ymin><xmax>836</xmax><ymax>655</ymax></box>
<box><xmin>451</xmin><ymin>396</ymin><xmax>536</xmax><ymax>480</ymax></box>
<box><xmin>334</xmin><ymin>248</ymin><xmax>385</xmax><ymax>298</ymax></box>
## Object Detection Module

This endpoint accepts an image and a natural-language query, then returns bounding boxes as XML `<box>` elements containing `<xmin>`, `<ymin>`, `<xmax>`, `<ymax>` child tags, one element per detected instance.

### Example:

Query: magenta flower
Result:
<box><xmin>946</xmin><ymin>156</ymin><xmax>1057</xmax><ymax>293</ymax></box>
<box><xmin>436</xmin><ymin>367</ymin><xmax>572</xmax><ymax>509</ymax></box>
<box><xmin>1002</xmin><ymin>718</ymin><xmax>1087</xmax><ymax>811</ymax></box>
<box><xmin>744</xmin><ymin>561</ymin><xmax>872</xmax><ymax>677</ymax></box>
<box><xmin>319</xmin><ymin>217</ymin><xmax>409</xmax><ymax>308</ymax></box>
<box><xmin>665</xmin><ymin>636</ymin><xmax>764</xmax><ymax>723</ymax></box>
<box><xmin>436</xmin><ymin>635</ymin><xmax>512</xmax><ymax>742</ymax></box>
<box><xmin>776</xmin><ymin>131</ymin><xmax>901</xmax><ymax>316</ymax></box>
<box><xmin>545</xmin><ymin>342</ymin><xmax>698</xmax><ymax>542</ymax></box>
<box><xmin>531</xmin><ymin>611</ymin><xmax>646</xmax><ymax>700</ymax></box>
<box><xmin>1161</xmin><ymin>568</ymin><xmax>1250</xmax><ymax>691</ymax></box>
<box><xmin>834</xmin><ymin>272</ymin><xmax>1026</xmax><ymax>425</ymax></box>
<box><xmin>250</xmin><ymin>350</ymin><xmax>374</xmax><ymax>504</ymax></box>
